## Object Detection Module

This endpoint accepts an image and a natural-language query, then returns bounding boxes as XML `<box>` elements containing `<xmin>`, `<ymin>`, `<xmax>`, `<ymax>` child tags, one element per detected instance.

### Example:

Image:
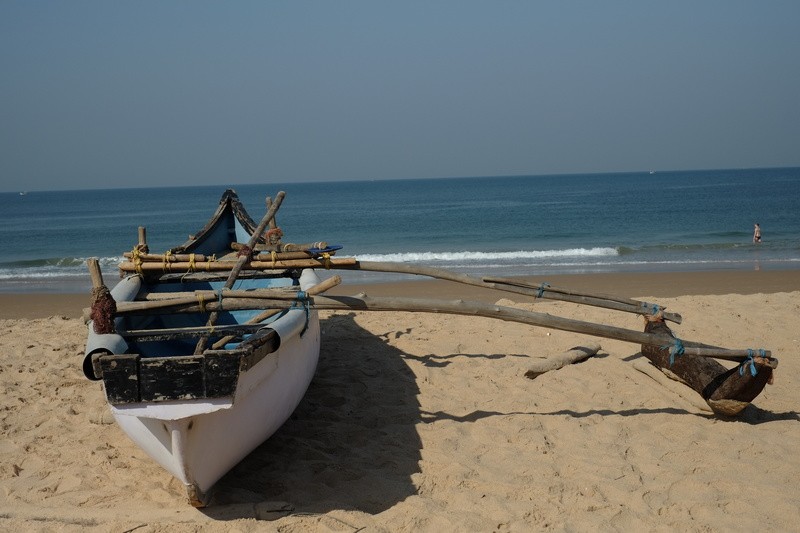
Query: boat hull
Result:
<box><xmin>112</xmin><ymin>305</ymin><xmax>320</xmax><ymax>504</ymax></box>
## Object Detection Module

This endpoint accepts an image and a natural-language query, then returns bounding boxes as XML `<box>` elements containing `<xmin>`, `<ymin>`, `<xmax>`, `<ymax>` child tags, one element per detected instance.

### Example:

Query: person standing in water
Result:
<box><xmin>753</xmin><ymin>223</ymin><xmax>762</xmax><ymax>243</ymax></box>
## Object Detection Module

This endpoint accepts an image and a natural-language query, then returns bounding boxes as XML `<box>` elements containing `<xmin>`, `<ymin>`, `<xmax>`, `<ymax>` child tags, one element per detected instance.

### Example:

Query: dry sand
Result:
<box><xmin>1</xmin><ymin>270</ymin><xmax>799</xmax><ymax>531</ymax></box>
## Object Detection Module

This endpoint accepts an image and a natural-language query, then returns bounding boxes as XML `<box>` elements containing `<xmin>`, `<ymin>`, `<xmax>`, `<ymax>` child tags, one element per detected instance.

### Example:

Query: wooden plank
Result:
<box><xmin>100</xmin><ymin>354</ymin><xmax>140</xmax><ymax>404</ymax></box>
<box><xmin>139</xmin><ymin>356</ymin><xmax>204</xmax><ymax>402</ymax></box>
<box><xmin>203</xmin><ymin>351</ymin><xmax>240</xmax><ymax>397</ymax></box>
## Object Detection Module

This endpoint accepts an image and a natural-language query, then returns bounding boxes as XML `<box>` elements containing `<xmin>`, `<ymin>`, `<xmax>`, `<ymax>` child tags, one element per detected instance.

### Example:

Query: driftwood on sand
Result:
<box><xmin>524</xmin><ymin>343</ymin><xmax>602</xmax><ymax>379</ymax></box>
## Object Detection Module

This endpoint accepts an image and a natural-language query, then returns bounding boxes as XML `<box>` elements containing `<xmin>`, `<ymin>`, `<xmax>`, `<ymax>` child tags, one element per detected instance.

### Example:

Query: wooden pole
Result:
<box><xmin>118</xmin><ymin>257</ymin><xmax>356</xmax><ymax>273</ymax></box>
<box><xmin>195</xmin><ymin>192</ymin><xmax>286</xmax><ymax>354</ymax></box>
<box><xmin>119</xmin><ymin>257</ymin><xmax>679</xmax><ymax>323</ymax></box>
<box><xmin>88</xmin><ymin>257</ymin><xmax>104</xmax><ymax>289</ymax></box>
<box><xmin>122</xmin><ymin>252</ymin><xmax>208</xmax><ymax>262</ymax></box>
<box><xmin>209</xmin><ymin>275</ymin><xmax>342</xmax><ymax>349</ymax></box>
<box><xmin>137</xmin><ymin>226</ymin><xmax>148</xmax><ymax>252</ymax></box>
<box><xmin>231</xmin><ymin>241</ymin><xmax>329</xmax><ymax>253</ymax></box>
<box><xmin>315</xmin><ymin>259</ymin><xmax>682</xmax><ymax>323</ymax></box>
<box><xmin>108</xmin><ymin>293</ymin><xmax>774</xmax><ymax>365</ymax></box>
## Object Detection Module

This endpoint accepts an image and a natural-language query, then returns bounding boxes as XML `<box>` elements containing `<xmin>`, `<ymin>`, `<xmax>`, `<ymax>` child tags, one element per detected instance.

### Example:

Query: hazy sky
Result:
<box><xmin>1</xmin><ymin>1</ymin><xmax>799</xmax><ymax>192</ymax></box>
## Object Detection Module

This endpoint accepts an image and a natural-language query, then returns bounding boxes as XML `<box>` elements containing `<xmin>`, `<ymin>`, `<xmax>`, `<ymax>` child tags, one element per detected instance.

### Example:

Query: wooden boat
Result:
<box><xmin>83</xmin><ymin>190</ymin><xmax>335</xmax><ymax>506</ymax></box>
<box><xmin>83</xmin><ymin>190</ymin><xmax>779</xmax><ymax>507</ymax></box>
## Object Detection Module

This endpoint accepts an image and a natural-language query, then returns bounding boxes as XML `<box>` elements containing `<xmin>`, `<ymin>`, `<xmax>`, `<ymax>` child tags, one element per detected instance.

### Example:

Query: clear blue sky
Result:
<box><xmin>1</xmin><ymin>1</ymin><xmax>798</xmax><ymax>192</ymax></box>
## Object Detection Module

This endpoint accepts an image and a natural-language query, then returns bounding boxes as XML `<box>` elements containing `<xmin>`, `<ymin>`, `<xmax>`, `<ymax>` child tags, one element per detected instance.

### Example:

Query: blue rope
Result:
<box><xmin>291</xmin><ymin>291</ymin><xmax>311</xmax><ymax>335</ymax></box>
<box><xmin>739</xmin><ymin>349</ymin><xmax>762</xmax><ymax>377</ymax></box>
<box><xmin>663</xmin><ymin>338</ymin><xmax>685</xmax><ymax>366</ymax></box>
<box><xmin>537</xmin><ymin>283</ymin><xmax>550</xmax><ymax>298</ymax></box>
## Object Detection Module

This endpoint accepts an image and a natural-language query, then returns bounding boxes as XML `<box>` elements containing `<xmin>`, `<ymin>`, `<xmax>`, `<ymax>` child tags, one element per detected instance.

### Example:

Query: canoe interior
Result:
<box><xmin>125</xmin><ymin>275</ymin><xmax>296</xmax><ymax>357</ymax></box>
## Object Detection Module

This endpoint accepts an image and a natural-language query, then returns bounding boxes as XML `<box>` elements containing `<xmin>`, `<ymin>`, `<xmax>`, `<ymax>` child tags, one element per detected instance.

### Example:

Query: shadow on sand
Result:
<box><xmin>202</xmin><ymin>312</ymin><xmax>422</xmax><ymax>517</ymax></box>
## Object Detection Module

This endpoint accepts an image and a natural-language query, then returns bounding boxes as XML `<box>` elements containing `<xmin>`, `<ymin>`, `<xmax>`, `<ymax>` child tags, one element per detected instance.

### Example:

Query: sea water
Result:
<box><xmin>1</xmin><ymin>167</ymin><xmax>798</xmax><ymax>292</ymax></box>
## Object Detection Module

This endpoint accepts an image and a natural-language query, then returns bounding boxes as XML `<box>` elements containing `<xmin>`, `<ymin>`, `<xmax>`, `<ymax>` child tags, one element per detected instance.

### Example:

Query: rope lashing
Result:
<box><xmin>649</xmin><ymin>303</ymin><xmax>660</xmax><ymax>315</ymax></box>
<box><xmin>271</xmin><ymin>251</ymin><xmax>278</xmax><ymax>268</ymax></box>
<box><xmin>321</xmin><ymin>252</ymin><xmax>332</xmax><ymax>269</ymax></box>
<box><xmin>739</xmin><ymin>349</ymin><xmax>766</xmax><ymax>377</ymax></box>
<box><xmin>237</xmin><ymin>245</ymin><xmax>253</xmax><ymax>259</ymax></box>
<box><xmin>537</xmin><ymin>283</ymin><xmax>550</xmax><ymax>298</ymax></box>
<box><xmin>197</xmin><ymin>293</ymin><xmax>206</xmax><ymax>313</ymax></box>
<box><xmin>663</xmin><ymin>338</ymin><xmax>685</xmax><ymax>366</ymax></box>
<box><xmin>131</xmin><ymin>247</ymin><xmax>144</xmax><ymax>276</ymax></box>
<box><xmin>188</xmin><ymin>253</ymin><xmax>196</xmax><ymax>272</ymax></box>
<box><xmin>217</xmin><ymin>289</ymin><xmax>225</xmax><ymax>311</ymax></box>
<box><xmin>162</xmin><ymin>250</ymin><xmax>172</xmax><ymax>272</ymax></box>
<box><xmin>292</xmin><ymin>290</ymin><xmax>311</xmax><ymax>335</ymax></box>
<box><xmin>90</xmin><ymin>285</ymin><xmax>116</xmax><ymax>334</ymax></box>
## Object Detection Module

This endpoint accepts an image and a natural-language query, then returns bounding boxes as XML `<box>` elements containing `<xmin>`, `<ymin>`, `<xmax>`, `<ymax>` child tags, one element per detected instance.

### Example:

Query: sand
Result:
<box><xmin>1</xmin><ymin>270</ymin><xmax>799</xmax><ymax>531</ymax></box>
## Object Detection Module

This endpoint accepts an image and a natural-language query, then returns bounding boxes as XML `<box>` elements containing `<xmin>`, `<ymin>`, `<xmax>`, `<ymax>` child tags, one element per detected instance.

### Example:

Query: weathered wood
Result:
<box><xmin>641</xmin><ymin>318</ymin><xmax>774</xmax><ymax>416</ymax></box>
<box><xmin>118</xmin><ymin>257</ymin><xmax>356</xmax><ymax>273</ymax></box>
<box><xmin>99</xmin><ymin>354</ymin><xmax>140</xmax><ymax>403</ymax></box>
<box><xmin>210</xmin><ymin>275</ymin><xmax>342</xmax><ymax>349</ymax></box>
<box><xmin>254</xmin><ymin>250</ymin><xmax>334</xmax><ymax>261</ymax></box>
<box><xmin>121</xmin><ymin>323</ymin><xmax>270</xmax><ymax>342</ymax></box>
<box><xmin>204</xmin><ymin>352</ymin><xmax>240</xmax><ymax>397</ymax></box>
<box><xmin>123</xmin><ymin>252</ymin><xmax>208</xmax><ymax>262</ymax></box>
<box><xmin>231</xmin><ymin>241</ymin><xmax>329</xmax><ymax>253</ymax></box>
<box><xmin>88</xmin><ymin>257</ymin><xmax>104</xmax><ymax>289</ymax></box>
<box><xmin>195</xmin><ymin>192</ymin><xmax>287</xmax><ymax>354</ymax></box>
<box><xmin>138</xmin><ymin>287</ymin><xmax>297</xmax><ymax>301</ymax></box>
<box><xmin>108</xmin><ymin>293</ymin><xmax>773</xmax><ymax>364</ymax></box>
<box><xmin>140</xmin><ymin>356</ymin><xmax>205</xmax><ymax>402</ymax></box>
<box><xmin>524</xmin><ymin>343</ymin><xmax>601</xmax><ymax>379</ymax></box>
<box><xmin>81</xmin><ymin>275</ymin><xmax>344</xmax><ymax>321</ymax></box>
<box><xmin>318</xmin><ymin>260</ymin><xmax>682</xmax><ymax>324</ymax></box>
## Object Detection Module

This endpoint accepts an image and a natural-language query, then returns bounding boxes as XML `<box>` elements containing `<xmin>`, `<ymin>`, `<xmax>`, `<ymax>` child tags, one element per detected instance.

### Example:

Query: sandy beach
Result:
<box><xmin>1</xmin><ymin>269</ymin><xmax>799</xmax><ymax>531</ymax></box>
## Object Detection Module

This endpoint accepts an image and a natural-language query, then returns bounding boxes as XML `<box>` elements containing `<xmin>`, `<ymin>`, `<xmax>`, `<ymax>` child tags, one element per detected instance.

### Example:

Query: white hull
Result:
<box><xmin>113</xmin><ymin>316</ymin><xmax>319</xmax><ymax>503</ymax></box>
<box><xmin>83</xmin><ymin>190</ymin><xmax>328</xmax><ymax>506</ymax></box>
<box><xmin>102</xmin><ymin>270</ymin><xmax>321</xmax><ymax>505</ymax></box>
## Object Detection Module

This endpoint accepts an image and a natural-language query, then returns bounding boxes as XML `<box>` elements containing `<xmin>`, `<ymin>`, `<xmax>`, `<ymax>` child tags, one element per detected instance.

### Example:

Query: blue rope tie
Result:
<box><xmin>650</xmin><ymin>303</ymin><xmax>660</xmax><ymax>315</ymax></box>
<box><xmin>537</xmin><ymin>283</ymin><xmax>550</xmax><ymax>298</ymax></box>
<box><xmin>291</xmin><ymin>291</ymin><xmax>311</xmax><ymax>335</ymax></box>
<box><xmin>662</xmin><ymin>338</ymin><xmax>685</xmax><ymax>366</ymax></box>
<box><xmin>739</xmin><ymin>349</ymin><xmax>763</xmax><ymax>377</ymax></box>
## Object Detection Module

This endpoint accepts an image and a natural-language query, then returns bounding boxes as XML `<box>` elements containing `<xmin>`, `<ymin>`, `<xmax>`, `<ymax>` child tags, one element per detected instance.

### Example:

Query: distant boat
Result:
<box><xmin>19</xmin><ymin>191</ymin><xmax>27</xmax><ymax>196</ymax></box>
<box><xmin>649</xmin><ymin>170</ymin><xmax>655</xmax><ymax>175</ymax></box>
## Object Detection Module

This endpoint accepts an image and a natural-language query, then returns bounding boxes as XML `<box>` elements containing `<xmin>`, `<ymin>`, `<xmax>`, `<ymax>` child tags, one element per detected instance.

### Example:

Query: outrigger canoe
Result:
<box><xmin>83</xmin><ymin>190</ymin><xmax>779</xmax><ymax>507</ymax></box>
<box><xmin>83</xmin><ymin>190</ymin><xmax>336</xmax><ymax>506</ymax></box>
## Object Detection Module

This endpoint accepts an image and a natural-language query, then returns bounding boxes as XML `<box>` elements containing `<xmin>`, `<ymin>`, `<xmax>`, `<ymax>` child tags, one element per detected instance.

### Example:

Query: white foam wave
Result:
<box><xmin>354</xmin><ymin>248</ymin><xmax>618</xmax><ymax>263</ymax></box>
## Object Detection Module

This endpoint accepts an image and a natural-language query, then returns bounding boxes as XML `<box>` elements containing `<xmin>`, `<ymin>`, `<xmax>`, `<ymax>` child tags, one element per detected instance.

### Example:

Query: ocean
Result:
<box><xmin>2</xmin><ymin>167</ymin><xmax>799</xmax><ymax>293</ymax></box>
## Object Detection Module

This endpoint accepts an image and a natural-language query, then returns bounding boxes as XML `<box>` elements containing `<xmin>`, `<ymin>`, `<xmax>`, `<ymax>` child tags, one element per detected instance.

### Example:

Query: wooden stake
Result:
<box><xmin>138</xmin><ymin>226</ymin><xmax>148</xmax><ymax>251</ymax></box>
<box><xmin>88</xmin><ymin>257</ymin><xmax>104</xmax><ymax>289</ymax></box>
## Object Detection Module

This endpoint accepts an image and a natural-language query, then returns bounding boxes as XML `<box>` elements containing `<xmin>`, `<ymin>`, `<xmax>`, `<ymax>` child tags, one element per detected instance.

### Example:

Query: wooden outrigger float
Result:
<box><xmin>84</xmin><ymin>189</ymin><xmax>777</xmax><ymax>506</ymax></box>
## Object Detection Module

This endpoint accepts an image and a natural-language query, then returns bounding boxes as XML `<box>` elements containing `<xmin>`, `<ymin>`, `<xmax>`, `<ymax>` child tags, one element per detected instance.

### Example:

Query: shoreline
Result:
<box><xmin>2</xmin><ymin>269</ymin><xmax>799</xmax><ymax>319</ymax></box>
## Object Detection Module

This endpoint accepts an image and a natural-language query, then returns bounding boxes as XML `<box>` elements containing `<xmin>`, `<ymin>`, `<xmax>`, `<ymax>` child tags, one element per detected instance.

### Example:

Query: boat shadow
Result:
<box><xmin>204</xmin><ymin>312</ymin><xmax>422</xmax><ymax>515</ymax></box>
